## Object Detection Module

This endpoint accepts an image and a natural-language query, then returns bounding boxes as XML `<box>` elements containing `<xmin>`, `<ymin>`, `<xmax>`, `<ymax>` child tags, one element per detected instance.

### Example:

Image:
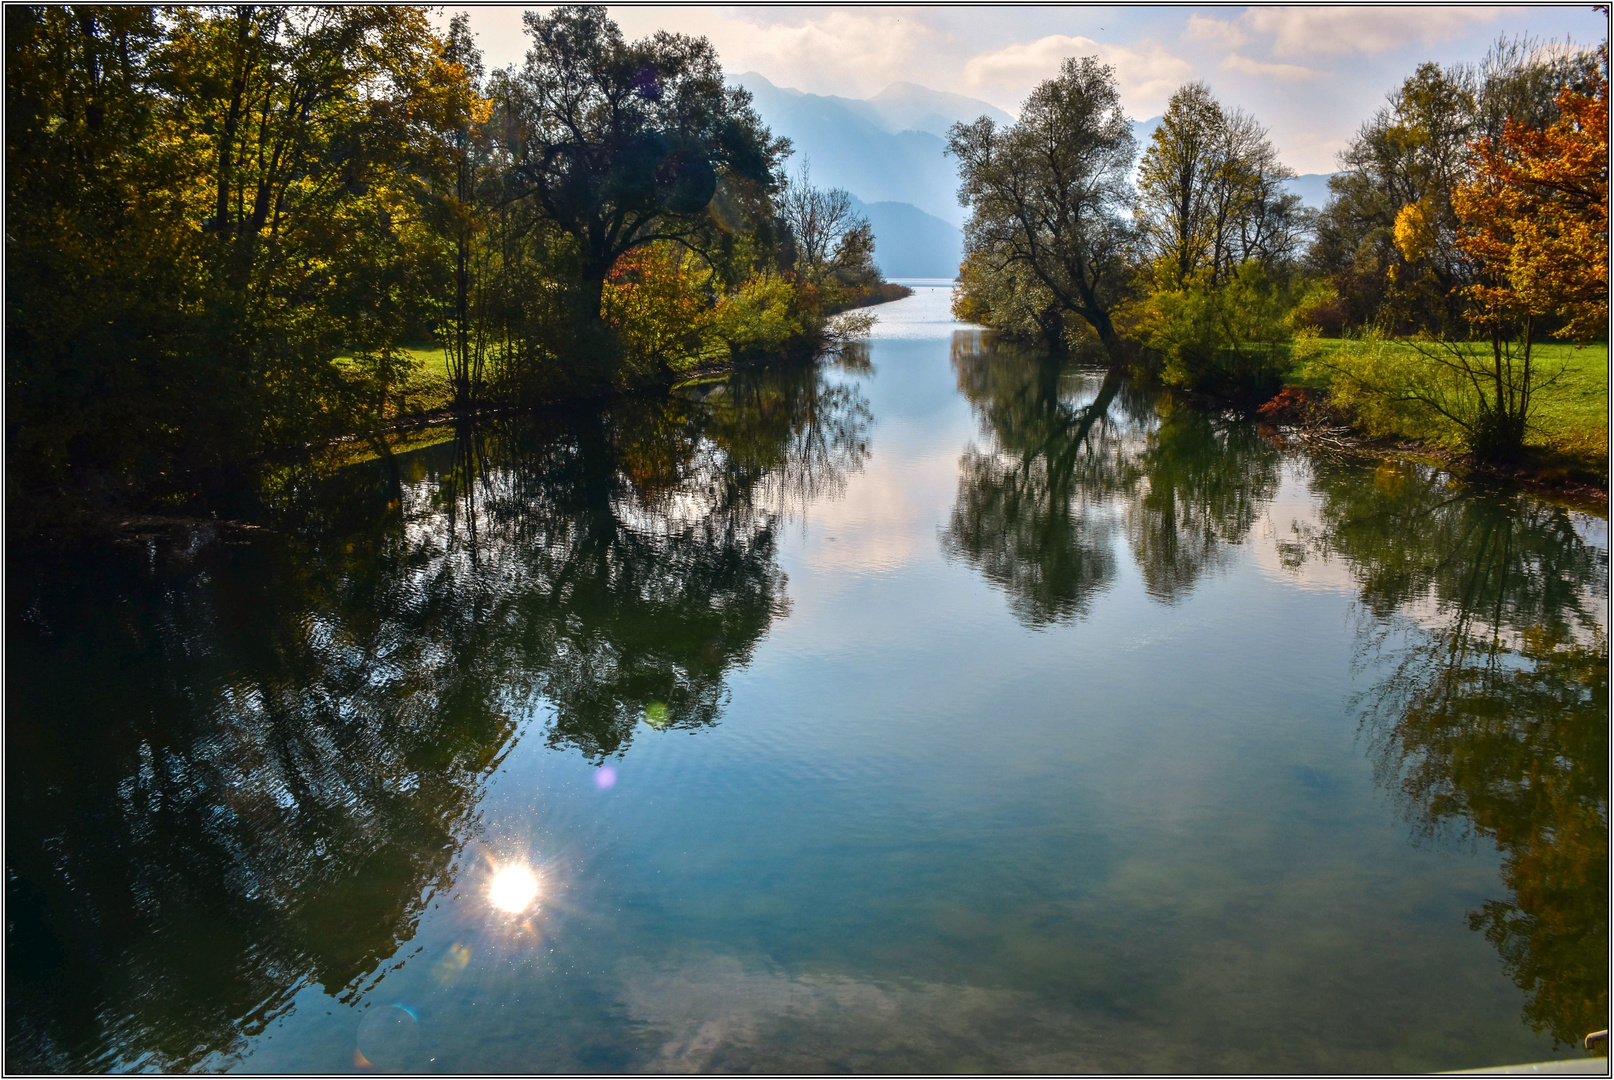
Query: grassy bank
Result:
<box><xmin>1288</xmin><ymin>337</ymin><xmax>1608</xmax><ymax>484</ymax></box>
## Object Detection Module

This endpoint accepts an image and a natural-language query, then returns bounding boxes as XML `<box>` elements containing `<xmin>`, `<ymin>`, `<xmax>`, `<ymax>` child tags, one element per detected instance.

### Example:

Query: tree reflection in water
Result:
<box><xmin>1292</xmin><ymin>459</ymin><xmax>1609</xmax><ymax>1048</ymax></box>
<box><xmin>5</xmin><ymin>361</ymin><xmax>870</xmax><ymax>1071</ymax></box>
<box><xmin>942</xmin><ymin>332</ymin><xmax>1281</xmax><ymax>624</ymax></box>
<box><xmin>944</xmin><ymin>329</ymin><xmax>1608</xmax><ymax>1046</ymax></box>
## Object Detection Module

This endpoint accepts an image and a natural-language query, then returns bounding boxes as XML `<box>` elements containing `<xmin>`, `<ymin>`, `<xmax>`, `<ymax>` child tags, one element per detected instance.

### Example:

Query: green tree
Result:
<box><xmin>505</xmin><ymin>6</ymin><xmax>789</xmax><ymax>362</ymax></box>
<box><xmin>947</xmin><ymin>57</ymin><xmax>1137</xmax><ymax>363</ymax></box>
<box><xmin>6</xmin><ymin>5</ymin><xmax>479</xmax><ymax>529</ymax></box>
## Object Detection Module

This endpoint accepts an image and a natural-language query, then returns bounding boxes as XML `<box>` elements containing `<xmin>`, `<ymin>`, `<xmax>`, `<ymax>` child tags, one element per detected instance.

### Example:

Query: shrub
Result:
<box><xmin>710</xmin><ymin>274</ymin><xmax>806</xmax><ymax>359</ymax></box>
<box><xmin>1132</xmin><ymin>262</ymin><xmax>1306</xmax><ymax>403</ymax></box>
<box><xmin>1307</xmin><ymin>332</ymin><xmax>1552</xmax><ymax>459</ymax></box>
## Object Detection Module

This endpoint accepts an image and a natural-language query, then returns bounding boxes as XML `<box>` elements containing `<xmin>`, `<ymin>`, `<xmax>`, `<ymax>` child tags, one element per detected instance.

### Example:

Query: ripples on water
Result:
<box><xmin>7</xmin><ymin>285</ymin><xmax>1607</xmax><ymax>1072</ymax></box>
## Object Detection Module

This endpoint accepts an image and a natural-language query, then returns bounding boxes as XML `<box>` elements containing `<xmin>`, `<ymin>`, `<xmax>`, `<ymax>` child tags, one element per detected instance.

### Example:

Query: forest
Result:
<box><xmin>6</xmin><ymin>5</ymin><xmax>898</xmax><ymax>534</ymax></box>
<box><xmin>951</xmin><ymin>39</ymin><xmax>1607</xmax><ymax>476</ymax></box>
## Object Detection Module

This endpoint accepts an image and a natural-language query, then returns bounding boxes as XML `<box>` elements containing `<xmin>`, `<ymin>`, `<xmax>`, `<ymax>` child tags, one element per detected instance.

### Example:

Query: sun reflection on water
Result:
<box><xmin>487</xmin><ymin>864</ymin><xmax>540</xmax><ymax>914</ymax></box>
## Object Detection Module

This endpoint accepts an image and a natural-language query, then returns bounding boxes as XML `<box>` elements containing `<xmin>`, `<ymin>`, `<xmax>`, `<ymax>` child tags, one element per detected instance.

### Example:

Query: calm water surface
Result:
<box><xmin>8</xmin><ymin>285</ymin><xmax>1608</xmax><ymax>1073</ymax></box>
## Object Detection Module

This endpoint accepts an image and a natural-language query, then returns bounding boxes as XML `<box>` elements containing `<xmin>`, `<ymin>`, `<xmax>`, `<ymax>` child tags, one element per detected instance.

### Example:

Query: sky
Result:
<box><xmin>441</xmin><ymin>5</ymin><xmax>1610</xmax><ymax>175</ymax></box>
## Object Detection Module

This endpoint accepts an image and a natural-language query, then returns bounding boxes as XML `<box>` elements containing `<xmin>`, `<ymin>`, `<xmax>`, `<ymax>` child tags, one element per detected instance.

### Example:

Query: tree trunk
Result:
<box><xmin>213</xmin><ymin>8</ymin><xmax>254</xmax><ymax>233</ymax></box>
<box><xmin>1086</xmin><ymin>308</ymin><xmax>1129</xmax><ymax>367</ymax></box>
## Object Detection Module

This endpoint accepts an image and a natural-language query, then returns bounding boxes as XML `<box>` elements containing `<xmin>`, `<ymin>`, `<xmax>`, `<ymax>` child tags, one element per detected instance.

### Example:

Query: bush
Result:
<box><xmin>710</xmin><ymin>274</ymin><xmax>806</xmax><ymax>359</ymax></box>
<box><xmin>1131</xmin><ymin>262</ymin><xmax>1310</xmax><ymax>404</ymax></box>
<box><xmin>1308</xmin><ymin>332</ymin><xmax>1551</xmax><ymax>460</ymax></box>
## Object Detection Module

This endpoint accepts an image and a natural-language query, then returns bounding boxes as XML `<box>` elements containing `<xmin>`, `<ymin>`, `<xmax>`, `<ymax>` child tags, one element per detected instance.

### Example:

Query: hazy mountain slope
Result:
<box><xmin>731</xmin><ymin>72</ymin><xmax>969</xmax><ymax>226</ymax></box>
<box><xmin>863</xmin><ymin>81</ymin><xmax>1015</xmax><ymax>138</ymax></box>
<box><xmin>1282</xmin><ymin>173</ymin><xmax>1338</xmax><ymax>210</ymax></box>
<box><xmin>846</xmin><ymin>195</ymin><xmax>963</xmax><ymax>279</ymax></box>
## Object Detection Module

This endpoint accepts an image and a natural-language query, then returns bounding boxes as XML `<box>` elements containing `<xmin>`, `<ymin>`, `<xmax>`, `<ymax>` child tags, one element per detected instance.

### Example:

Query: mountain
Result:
<box><xmin>731</xmin><ymin>72</ymin><xmax>995</xmax><ymax>228</ymax></box>
<box><xmin>728</xmin><ymin>73</ymin><xmax>994</xmax><ymax>280</ymax></box>
<box><xmin>1283</xmin><ymin>173</ymin><xmax>1338</xmax><ymax>210</ymax></box>
<box><xmin>846</xmin><ymin>195</ymin><xmax>962</xmax><ymax>279</ymax></box>
<box><xmin>862</xmin><ymin>81</ymin><xmax>1015</xmax><ymax>139</ymax></box>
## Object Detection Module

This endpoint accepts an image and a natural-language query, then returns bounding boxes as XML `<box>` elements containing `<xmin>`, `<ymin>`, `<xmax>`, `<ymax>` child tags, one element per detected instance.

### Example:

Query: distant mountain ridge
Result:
<box><xmin>1283</xmin><ymin>173</ymin><xmax>1337</xmax><ymax>211</ymax></box>
<box><xmin>845</xmin><ymin>195</ymin><xmax>961</xmax><ymax>280</ymax></box>
<box><xmin>729</xmin><ymin>73</ymin><xmax>1005</xmax><ymax>279</ymax></box>
<box><xmin>731</xmin><ymin>72</ymin><xmax>1016</xmax><ymax>229</ymax></box>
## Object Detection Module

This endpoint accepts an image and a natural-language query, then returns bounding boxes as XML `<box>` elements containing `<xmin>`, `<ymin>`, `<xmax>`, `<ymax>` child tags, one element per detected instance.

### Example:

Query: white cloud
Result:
<box><xmin>1272</xmin><ymin>130</ymin><xmax>1353</xmax><ymax>175</ymax></box>
<box><xmin>1185</xmin><ymin>15</ymin><xmax>1248</xmax><ymax>50</ymax></box>
<box><xmin>1220</xmin><ymin>54</ymin><xmax>1322</xmax><ymax>81</ymax></box>
<box><xmin>963</xmin><ymin>34</ymin><xmax>1194</xmax><ymax>117</ymax></box>
<box><xmin>611</xmin><ymin>7</ymin><xmax>952</xmax><ymax>100</ymax></box>
<box><xmin>1239</xmin><ymin>7</ymin><xmax>1507</xmax><ymax>58</ymax></box>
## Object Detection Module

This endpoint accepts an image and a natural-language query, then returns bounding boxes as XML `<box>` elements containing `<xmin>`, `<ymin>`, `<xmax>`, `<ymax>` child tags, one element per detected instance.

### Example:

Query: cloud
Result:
<box><xmin>617</xmin><ymin>954</ymin><xmax>1163</xmax><ymax>1073</ymax></box>
<box><xmin>1220</xmin><ymin>54</ymin><xmax>1322</xmax><ymax>81</ymax></box>
<box><xmin>1239</xmin><ymin>7</ymin><xmax>1506</xmax><ymax>58</ymax></box>
<box><xmin>610</xmin><ymin>7</ymin><xmax>952</xmax><ymax>99</ymax></box>
<box><xmin>1184</xmin><ymin>15</ymin><xmax>1248</xmax><ymax>50</ymax></box>
<box><xmin>963</xmin><ymin>34</ymin><xmax>1194</xmax><ymax>117</ymax></box>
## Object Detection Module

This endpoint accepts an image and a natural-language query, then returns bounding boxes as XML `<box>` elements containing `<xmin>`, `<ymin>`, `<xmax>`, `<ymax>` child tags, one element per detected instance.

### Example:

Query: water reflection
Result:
<box><xmin>943</xmin><ymin>328</ymin><xmax>1608</xmax><ymax>1046</ymax></box>
<box><xmin>5</xmin><ymin>360</ymin><xmax>869</xmax><ymax>1071</ymax></box>
<box><xmin>942</xmin><ymin>334</ymin><xmax>1281</xmax><ymax>624</ymax></box>
<box><xmin>1289</xmin><ymin>460</ymin><xmax>1609</xmax><ymax>1048</ymax></box>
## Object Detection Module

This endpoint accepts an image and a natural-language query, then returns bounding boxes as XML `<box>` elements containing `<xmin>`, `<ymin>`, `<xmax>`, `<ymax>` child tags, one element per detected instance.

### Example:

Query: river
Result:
<box><xmin>8</xmin><ymin>283</ymin><xmax>1608</xmax><ymax>1073</ymax></box>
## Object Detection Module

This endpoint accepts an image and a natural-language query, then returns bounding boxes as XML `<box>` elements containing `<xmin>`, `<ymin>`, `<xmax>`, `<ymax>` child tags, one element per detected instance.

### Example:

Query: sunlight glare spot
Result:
<box><xmin>488</xmin><ymin>864</ymin><xmax>540</xmax><ymax>914</ymax></box>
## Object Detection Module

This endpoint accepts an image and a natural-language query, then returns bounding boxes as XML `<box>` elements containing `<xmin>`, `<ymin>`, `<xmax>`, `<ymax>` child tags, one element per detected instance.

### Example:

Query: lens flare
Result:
<box><xmin>488</xmin><ymin>864</ymin><xmax>540</xmax><ymax>914</ymax></box>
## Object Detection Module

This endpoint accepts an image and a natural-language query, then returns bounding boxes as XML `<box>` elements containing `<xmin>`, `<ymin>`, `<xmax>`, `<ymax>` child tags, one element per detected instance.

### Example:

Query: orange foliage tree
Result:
<box><xmin>1455</xmin><ymin>47</ymin><xmax>1609</xmax><ymax>340</ymax></box>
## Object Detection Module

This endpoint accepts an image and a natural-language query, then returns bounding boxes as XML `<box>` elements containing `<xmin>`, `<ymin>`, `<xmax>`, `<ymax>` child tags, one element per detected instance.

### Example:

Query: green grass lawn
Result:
<box><xmin>1292</xmin><ymin>337</ymin><xmax>1608</xmax><ymax>473</ymax></box>
<box><xmin>331</xmin><ymin>341</ymin><xmax>455</xmax><ymax>414</ymax></box>
<box><xmin>333</xmin><ymin>342</ymin><xmax>451</xmax><ymax>376</ymax></box>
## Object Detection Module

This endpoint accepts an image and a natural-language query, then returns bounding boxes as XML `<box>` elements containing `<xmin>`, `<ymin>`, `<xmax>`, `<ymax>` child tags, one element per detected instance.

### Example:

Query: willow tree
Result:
<box><xmin>947</xmin><ymin>57</ymin><xmax>1136</xmax><ymax>362</ymax></box>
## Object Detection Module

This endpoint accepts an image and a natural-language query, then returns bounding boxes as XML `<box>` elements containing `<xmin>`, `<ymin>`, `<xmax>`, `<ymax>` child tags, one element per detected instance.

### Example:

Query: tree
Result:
<box><xmin>441</xmin><ymin>12</ymin><xmax>493</xmax><ymax>409</ymax></box>
<box><xmin>947</xmin><ymin>57</ymin><xmax>1137</xmax><ymax>363</ymax></box>
<box><xmin>5</xmin><ymin>5</ymin><xmax>479</xmax><ymax>529</ymax></box>
<box><xmin>1308</xmin><ymin>39</ymin><xmax>1597</xmax><ymax>335</ymax></box>
<box><xmin>506</xmin><ymin>6</ymin><xmax>789</xmax><ymax>345</ymax></box>
<box><xmin>952</xmin><ymin>247</ymin><xmax>1070</xmax><ymax>352</ymax></box>
<box><xmin>778</xmin><ymin>165</ymin><xmax>857</xmax><ymax>280</ymax></box>
<box><xmin>1136</xmin><ymin>82</ymin><xmax>1221</xmax><ymax>288</ymax></box>
<box><xmin>1137</xmin><ymin>84</ymin><xmax>1306</xmax><ymax>290</ymax></box>
<box><xmin>1456</xmin><ymin>45</ymin><xmax>1608</xmax><ymax>342</ymax></box>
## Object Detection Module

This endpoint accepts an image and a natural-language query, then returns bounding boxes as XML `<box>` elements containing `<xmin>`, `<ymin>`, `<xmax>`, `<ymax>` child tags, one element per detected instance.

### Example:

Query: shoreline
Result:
<box><xmin>1257</xmin><ymin>387</ymin><xmax>1609</xmax><ymax>517</ymax></box>
<box><xmin>11</xmin><ymin>289</ymin><xmax>921</xmax><ymax>548</ymax></box>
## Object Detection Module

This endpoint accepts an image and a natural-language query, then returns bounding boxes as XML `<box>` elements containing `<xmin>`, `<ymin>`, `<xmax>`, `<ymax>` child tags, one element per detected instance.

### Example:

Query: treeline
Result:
<box><xmin>951</xmin><ymin>41</ymin><xmax>1608</xmax><ymax>459</ymax></box>
<box><xmin>6</xmin><ymin>5</ymin><xmax>894</xmax><ymax>532</ymax></box>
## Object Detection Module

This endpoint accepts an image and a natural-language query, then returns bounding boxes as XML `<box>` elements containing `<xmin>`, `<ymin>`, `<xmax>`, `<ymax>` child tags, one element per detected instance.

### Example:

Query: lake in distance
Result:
<box><xmin>8</xmin><ymin>283</ymin><xmax>1608</xmax><ymax>1073</ymax></box>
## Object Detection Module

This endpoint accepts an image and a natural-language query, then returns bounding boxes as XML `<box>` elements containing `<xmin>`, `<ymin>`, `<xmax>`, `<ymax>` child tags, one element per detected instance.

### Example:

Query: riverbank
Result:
<box><xmin>1257</xmin><ymin>385</ymin><xmax>1609</xmax><ymax>515</ymax></box>
<box><xmin>15</xmin><ymin>290</ymin><xmax>918</xmax><ymax>548</ymax></box>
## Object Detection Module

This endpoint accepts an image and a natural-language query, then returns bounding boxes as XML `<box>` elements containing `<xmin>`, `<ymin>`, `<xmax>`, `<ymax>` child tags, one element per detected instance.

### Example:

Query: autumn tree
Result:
<box><xmin>1456</xmin><ymin>45</ymin><xmax>1608</xmax><ymax>342</ymax></box>
<box><xmin>1309</xmin><ymin>39</ymin><xmax>1597</xmax><ymax>335</ymax></box>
